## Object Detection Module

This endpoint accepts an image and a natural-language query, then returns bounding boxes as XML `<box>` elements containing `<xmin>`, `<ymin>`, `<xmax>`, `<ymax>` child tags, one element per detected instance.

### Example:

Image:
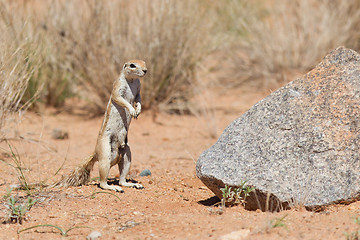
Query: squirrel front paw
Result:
<box><xmin>135</xmin><ymin>103</ymin><xmax>141</xmax><ymax>118</ymax></box>
<box><xmin>128</xmin><ymin>106</ymin><xmax>137</xmax><ymax>117</ymax></box>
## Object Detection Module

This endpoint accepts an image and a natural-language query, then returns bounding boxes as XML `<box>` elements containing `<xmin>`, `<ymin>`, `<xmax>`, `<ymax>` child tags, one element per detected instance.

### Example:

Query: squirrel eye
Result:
<box><xmin>129</xmin><ymin>64</ymin><xmax>136</xmax><ymax>68</ymax></box>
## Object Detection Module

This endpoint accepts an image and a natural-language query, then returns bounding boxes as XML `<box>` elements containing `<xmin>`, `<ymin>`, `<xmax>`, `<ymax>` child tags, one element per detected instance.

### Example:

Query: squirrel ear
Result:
<box><xmin>123</xmin><ymin>63</ymin><xmax>127</xmax><ymax>69</ymax></box>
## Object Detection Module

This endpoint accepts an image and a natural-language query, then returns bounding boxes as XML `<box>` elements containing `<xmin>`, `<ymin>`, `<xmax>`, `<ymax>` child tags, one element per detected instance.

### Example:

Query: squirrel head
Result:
<box><xmin>123</xmin><ymin>60</ymin><xmax>147</xmax><ymax>79</ymax></box>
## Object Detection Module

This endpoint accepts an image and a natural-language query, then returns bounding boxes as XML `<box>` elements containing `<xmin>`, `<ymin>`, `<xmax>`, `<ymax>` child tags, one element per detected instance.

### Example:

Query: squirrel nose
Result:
<box><xmin>143</xmin><ymin>69</ymin><xmax>147</xmax><ymax>74</ymax></box>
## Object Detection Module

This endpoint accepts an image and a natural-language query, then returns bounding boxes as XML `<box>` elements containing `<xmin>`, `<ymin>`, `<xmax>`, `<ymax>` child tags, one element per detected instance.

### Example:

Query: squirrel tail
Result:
<box><xmin>52</xmin><ymin>153</ymin><xmax>97</xmax><ymax>188</ymax></box>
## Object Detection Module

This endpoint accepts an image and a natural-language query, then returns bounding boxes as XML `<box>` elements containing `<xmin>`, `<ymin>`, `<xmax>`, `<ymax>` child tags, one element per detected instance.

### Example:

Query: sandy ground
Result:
<box><xmin>0</xmin><ymin>82</ymin><xmax>360</xmax><ymax>240</ymax></box>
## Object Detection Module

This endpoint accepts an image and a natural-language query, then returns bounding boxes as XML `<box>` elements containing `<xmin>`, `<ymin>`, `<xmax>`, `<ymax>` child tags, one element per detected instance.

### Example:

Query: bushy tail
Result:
<box><xmin>52</xmin><ymin>153</ymin><xmax>97</xmax><ymax>188</ymax></box>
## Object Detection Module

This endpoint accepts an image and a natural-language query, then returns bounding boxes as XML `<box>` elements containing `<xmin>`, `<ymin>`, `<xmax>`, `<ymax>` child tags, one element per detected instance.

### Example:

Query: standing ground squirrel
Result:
<box><xmin>54</xmin><ymin>60</ymin><xmax>147</xmax><ymax>192</ymax></box>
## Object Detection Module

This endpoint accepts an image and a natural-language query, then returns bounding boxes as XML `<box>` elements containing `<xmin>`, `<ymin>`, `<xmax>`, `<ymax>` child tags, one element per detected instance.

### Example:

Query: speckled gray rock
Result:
<box><xmin>196</xmin><ymin>46</ymin><xmax>360</xmax><ymax>211</ymax></box>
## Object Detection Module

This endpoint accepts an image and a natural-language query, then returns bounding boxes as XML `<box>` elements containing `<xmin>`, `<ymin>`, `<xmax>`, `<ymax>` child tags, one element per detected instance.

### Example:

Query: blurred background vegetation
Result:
<box><xmin>1</xmin><ymin>0</ymin><xmax>360</xmax><ymax>129</ymax></box>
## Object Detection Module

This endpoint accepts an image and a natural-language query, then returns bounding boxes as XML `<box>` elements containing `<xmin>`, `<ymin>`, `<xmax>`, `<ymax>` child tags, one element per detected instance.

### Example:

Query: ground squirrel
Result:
<box><xmin>54</xmin><ymin>60</ymin><xmax>147</xmax><ymax>192</ymax></box>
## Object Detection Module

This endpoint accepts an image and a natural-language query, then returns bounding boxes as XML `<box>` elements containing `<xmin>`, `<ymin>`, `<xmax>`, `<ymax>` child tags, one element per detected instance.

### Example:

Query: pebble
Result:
<box><xmin>86</xmin><ymin>231</ymin><xmax>102</xmax><ymax>240</ymax></box>
<box><xmin>51</xmin><ymin>128</ymin><xmax>69</xmax><ymax>140</ymax></box>
<box><xmin>133</xmin><ymin>211</ymin><xmax>144</xmax><ymax>216</ymax></box>
<box><xmin>218</xmin><ymin>229</ymin><xmax>250</xmax><ymax>240</ymax></box>
<box><xmin>139</xmin><ymin>169</ymin><xmax>151</xmax><ymax>176</ymax></box>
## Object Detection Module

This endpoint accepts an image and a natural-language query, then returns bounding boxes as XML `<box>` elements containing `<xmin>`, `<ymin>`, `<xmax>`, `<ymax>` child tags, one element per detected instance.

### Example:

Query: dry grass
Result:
<box><xmin>1</xmin><ymin>0</ymin><xmax>360</xmax><ymax>117</ymax></box>
<box><xmin>225</xmin><ymin>0</ymin><xmax>360</xmax><ymax>86</ymax></box>
<box><xmin>0</xmin><ymin>0</ymin><xmax>40</xmax><ymax>137</ymax></box>
<box><xmin>68</xmin><ymin>0</ymin><xmax>212</xmax><ymax>113</ymax></box>
<box><xmin>4</xmin><ymin>0</ymin><xmax>214</xmax><ymax>114</ymax></box>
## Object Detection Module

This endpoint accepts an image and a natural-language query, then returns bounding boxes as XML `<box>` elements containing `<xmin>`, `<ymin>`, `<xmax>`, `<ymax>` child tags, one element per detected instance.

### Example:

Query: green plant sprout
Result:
<box><xmin>2</xmin><ymin>187</ymin><xmax>12</xmax><ymax>200</ymax></box>
<box><xmin>220</xmin><ymin>181</ymin><xmax>254</xmax><ymax>207</ymax></box>
<box><xmin>270</xmin><ymin>214</ymin><xmax>288</xmax><ymax>230</ymax></box>
<box><xmin>18</xmin><ymin>224</ymin><xmax>92</xmax><ymax>236</ymax></box>
<box><xmin>6</xmin><ymin>195</ymin><xmax>37</xmax><ymax>224</ymax></box>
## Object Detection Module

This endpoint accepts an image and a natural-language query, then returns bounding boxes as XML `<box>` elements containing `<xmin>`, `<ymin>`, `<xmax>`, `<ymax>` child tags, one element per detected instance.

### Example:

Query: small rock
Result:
<box><xmin>174</xmin><ymin>187</ymin><xmax>185</xmax><ymax>192</ymax></box>
<box><xmin>139</xmin><ymin>169</ymin><xmax>151</xmax><ymax>177</ymax></box>
<box><xmin>218</xmin><ymin>229</ymin><xmax>250</xmax><ymax>240</ymax></box>
<box><xmin>86</xmin><ymin>231</ymin><xmax>102</xmax><ymax>240</ymax></box>
<box><xmin>51</xmin><ymin>128</ymin><xmax>69</xmax><ymax>140</ymax></box>
<box><xmin>119</xmin><ymin>220</ymin><xmax>140</xmax><ymax>232</ymax></box>
<box><xmin>133</xmin><ymin>211</ymin><xmax>144</xmax><ymax>216</ymax></box>
<box><xmin>207</xmin><ymin>207</ymin><xmax>224</xmax><ymax>215</ymax></box>
<box><xmin>181</xmin><ymin>195</ymin><xmax>189</xmax><ymax>201</ymax></box>
<box><xmin>9</xmin><ymin>184</ymin><xmax>21</xmax><ymax>189</ymax></box>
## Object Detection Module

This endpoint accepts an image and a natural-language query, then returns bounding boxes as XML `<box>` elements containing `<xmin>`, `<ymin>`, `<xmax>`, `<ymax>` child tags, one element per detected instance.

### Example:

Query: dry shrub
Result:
<box><xmin>17</xmin><ymin>1</ymin><xmax>81</xmax><ymax>108</ymax></box>
<box><xmin>226</xmin><ymin>0</ymin><xmax>360</xmax><ymax>86</ymax></box>
<box><xmin>70</xmin><ymin>0</ymin><xmax>211</xmax><ymax>113</ymax></box>
<box><xmin>12</xmin><ymin>0</ymin><xmax>213</xmax><ymax>113</ymax></box>
<box><xmin>0</xmin><ymin>1</ymin><xmax>40</xmax><ymax>136</ymax></box>
<box><xmin>0</xmin><ymin>0</ymin><xmax>74</xmax><ymax>112</ymax></box>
